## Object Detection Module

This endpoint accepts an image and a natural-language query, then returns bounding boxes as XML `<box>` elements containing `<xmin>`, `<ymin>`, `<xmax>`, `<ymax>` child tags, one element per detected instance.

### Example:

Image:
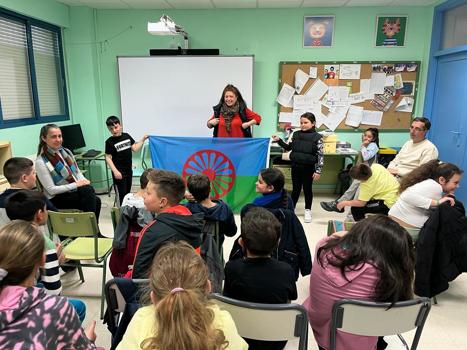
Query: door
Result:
<box><xmin>429</xmin><ymin>51</ymin><xmax>467</xmax><ymax>202</ymax></box>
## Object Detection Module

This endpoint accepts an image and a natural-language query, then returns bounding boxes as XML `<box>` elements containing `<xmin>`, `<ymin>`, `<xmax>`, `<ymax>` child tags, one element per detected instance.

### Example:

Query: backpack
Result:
<box><xmin>200</xmin><ymin>220</ymin><xmax>224</xmax><ymax>293</ymax></box>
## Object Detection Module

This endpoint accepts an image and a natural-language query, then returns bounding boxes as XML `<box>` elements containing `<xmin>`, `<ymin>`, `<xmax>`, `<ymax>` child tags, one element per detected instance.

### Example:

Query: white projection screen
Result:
<box><xmin>117</xmin><ymin>56</ymin><xmax>254</xmax><ymax>139</ymax></box>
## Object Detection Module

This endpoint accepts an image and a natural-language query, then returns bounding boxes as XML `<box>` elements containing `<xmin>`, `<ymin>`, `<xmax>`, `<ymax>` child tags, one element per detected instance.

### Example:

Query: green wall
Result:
<box><xmin>0</xmin><ymin>2</ymin><xmax>435</xmax><ymax>158</ymax></box>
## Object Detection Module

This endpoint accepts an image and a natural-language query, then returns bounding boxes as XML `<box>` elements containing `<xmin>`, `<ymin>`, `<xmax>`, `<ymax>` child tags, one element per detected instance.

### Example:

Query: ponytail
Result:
<box><xmin>142</xmin><ymin>242</ymin><xmax>228</xmax><ymax>350</ymax></box>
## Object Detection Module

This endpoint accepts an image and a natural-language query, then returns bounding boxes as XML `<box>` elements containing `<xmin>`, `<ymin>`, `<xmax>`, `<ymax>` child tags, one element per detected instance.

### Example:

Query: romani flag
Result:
<box><xmin>149</xmin><ymin>136</ymin><xmax>270</xmax><ymax>212</ymax></box>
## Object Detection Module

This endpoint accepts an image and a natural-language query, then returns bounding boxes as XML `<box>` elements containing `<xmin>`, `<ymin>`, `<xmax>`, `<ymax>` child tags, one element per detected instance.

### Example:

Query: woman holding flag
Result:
<box><xmin>207</xmin><ymin>84</ymin><xmax>261</xmax><ymax>138</ymax></box>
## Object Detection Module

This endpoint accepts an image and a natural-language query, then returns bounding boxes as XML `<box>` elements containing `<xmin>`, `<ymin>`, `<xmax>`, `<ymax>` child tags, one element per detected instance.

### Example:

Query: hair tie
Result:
<box><xmin>170</xmin><ymin>287</ymin><xmax>185</xmax><ymax>294</ymax></box>
<box><xmin>0</xmin><ymin>268</ymin><xmax>8</xmax><ymax>281</ymax></box>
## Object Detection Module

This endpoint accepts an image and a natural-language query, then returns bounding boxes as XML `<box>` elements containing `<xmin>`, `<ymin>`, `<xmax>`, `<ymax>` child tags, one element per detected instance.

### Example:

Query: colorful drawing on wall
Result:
<box><xmin>303</xmin><ymin>16</ymin><xmax>335</xmax><ymax>47</ymax></box>
<box><xmin>375</xmin><ymin>16</ymin><xmax>407</xmax><ymax>47</ymax></box>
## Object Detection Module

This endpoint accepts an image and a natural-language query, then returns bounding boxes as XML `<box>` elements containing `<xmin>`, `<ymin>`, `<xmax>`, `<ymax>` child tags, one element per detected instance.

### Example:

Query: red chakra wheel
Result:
<box><xmin>182</xmin><ymin>149</ymin><xmax>236</xmax><ymax>199</ymax></box>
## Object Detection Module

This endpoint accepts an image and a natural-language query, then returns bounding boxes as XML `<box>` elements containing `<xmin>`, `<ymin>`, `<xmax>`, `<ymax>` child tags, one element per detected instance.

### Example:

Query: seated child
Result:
<box><xmin>185</xmin><ymin>173</ymin><xmax>237</xmax><ymax>249</ymax></box>
<box><xmin>128</xmin><ymin>170</ymin><xmax>204</xmax><ymax>279</ymax></box>
<box><xmin>224</xmin><ymin>207</ymin><xmax>297</xmax><ymax>350</ymax></box>
<box><xmin>117</xmin><ymin>241</ymin><xmax>248</xmax><ymax>350</ymax></box>
<box><xmin>0</xmin><ymin>157</ymin><xmax>57</xmax><ymax>210</ymax></box>
<box><xmin>230</xmin><ymin>168</ymin><xmax>312</xmax><ymax>280</ymax></box>
<box><xmin>5</xmin><ymin>190</ymin><xmax>86</xmax><ymax>322</ymax></box>
<box><xmin>0</xmin><ymin>220</ymin><xmax>97</xmax><ymax>349</ymax></box>
<box><xmin>110</xmin><ymin>169</ymin><xmax>155</xmax><ymax>277</ymax></box>
<box><xmin>303</xmin><ymin>215</ymin><xmax>415</xmax><ymax>350</ymax></box>
<box><xmin>336</xmin><ymin>163</ymin><xmax>400</xmax><ymax>221</ymax></box>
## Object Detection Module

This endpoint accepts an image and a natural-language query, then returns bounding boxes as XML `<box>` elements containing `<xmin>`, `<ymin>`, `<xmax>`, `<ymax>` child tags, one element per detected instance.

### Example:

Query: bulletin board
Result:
<box><xmin>277</xmin><ymin>61</ymin><xmax>420</xmax><ymax>131</ymax></box>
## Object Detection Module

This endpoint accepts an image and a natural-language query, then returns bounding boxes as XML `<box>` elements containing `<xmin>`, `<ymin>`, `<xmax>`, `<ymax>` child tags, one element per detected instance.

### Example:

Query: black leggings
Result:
<box><xmin>51</xmin><ymin>185</ymin><xmax>101</xmax><ymax>222</ymax></box>
<box><xmin>291</xmin><ymin>165</ymin><xmax>315</xmax><ymax>210</ymax></box>
<box><xmin>351</xmin><ymin>200</ymin><xmax>389</xmax><ymax>221</ymax></box>
<box><xmin>113</xmin><ymin>173</ymin><xmax>133</xmax><ymax>206</ymax></box>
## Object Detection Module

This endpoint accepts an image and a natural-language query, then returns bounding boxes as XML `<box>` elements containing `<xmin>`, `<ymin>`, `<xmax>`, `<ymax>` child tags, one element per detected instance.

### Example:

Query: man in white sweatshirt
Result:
<box><xmin>387</xmin><ymin>117</ymin><xmax>438</xmax><ymax>178</ymax></box>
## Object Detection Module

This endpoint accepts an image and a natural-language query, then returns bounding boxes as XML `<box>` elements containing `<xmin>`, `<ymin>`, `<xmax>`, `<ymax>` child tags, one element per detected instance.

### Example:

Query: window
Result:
<box><xmin>0</xmin><ymin>8</ymin><xmax>68</xmax><ymax>128</ymax></box>
<box><xmin>442</xmin><ymin>3</ymin><xmax>467</xmax><ymax>50</ymax></box>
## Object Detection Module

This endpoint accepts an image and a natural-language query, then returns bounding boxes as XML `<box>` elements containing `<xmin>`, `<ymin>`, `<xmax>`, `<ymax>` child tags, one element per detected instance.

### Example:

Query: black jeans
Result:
<box><xmin>351</xmin><ymin>199</ymin><xmax>389</xmax><ymax>221</ymax></box>
<box><xmin>291</xmin><ymin>165</ymin><xmax>315</xmax><ymax>210</ymax></box>
<box><xmin>51</xmin><ymin>184</ymin><xmax>101</xmax><ymax>222</ymax></box>
<box><xmin>113</xmin><ymin>172</ymin><xmax>133</xmax><ymax>206</ymax></box>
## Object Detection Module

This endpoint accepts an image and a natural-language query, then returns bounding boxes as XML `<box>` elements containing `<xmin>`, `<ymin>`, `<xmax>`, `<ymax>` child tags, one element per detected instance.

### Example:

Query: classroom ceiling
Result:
<box><xmin>56</xmin><ymin>0</ymin><xmax>439</xmax><ymax>9</ymax></box>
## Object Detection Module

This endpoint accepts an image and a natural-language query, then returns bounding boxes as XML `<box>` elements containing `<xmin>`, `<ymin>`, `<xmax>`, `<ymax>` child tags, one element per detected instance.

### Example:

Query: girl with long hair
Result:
<box><xmin>303</xmin><ymin>215</ymin><xmax>415</xmax><ymax>350</ymax></box>
<box><xmin>118</xmin><ymin>241</ymin><xmax>247</xmax><ymax>350</ymax></box>
<box><xmin>207</xmin><ymin>84</ymin><xmax>261</xmax><ymax>138</ymax></box>
<box><xmin>389</xmin><ymin>159</ymin><xmax>463</xmax><ymax>228</ymax></box>
<box><xmin>0</xmin><ymin>221</ymin><xmax>97</xmax><ymax>349</ymax></box>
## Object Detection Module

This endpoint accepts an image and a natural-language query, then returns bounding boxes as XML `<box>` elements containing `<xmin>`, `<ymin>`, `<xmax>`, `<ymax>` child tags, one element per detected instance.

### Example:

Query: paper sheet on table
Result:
<box><xmin>370</xmin><ymin>73</ymin><xmax>386</xmax><ymax>95</ymax></box>
<box><xmin>395</xmin><ymin>97</ymin><xmax>414</xmax><ymax>112</ymax></box>
<box><xmin>385</xmin><ymin>75</ymin><xmax>395</xmax><ymax>87</ymax></box>
<box><xmin>339</xmin><ymin>64</ymin><xmax>361</xmax><ymax>79</ymax></box>
<box><xmin>362</xmin><ymin>110</ymin><xmax>383</xmax><ymax>126</ymax></box>
<box><xmin>360</xmin><ymin>79</ymin><xmax>371</xmax><ymax>99</ymax></box>
<box><xmin>304</xmin><ymin>78</ymin><xmax>328</xmax><ymax>101</ymax></box>
<box><xmin>345</xmin><ymin>105</ymin><xmax>363</xmax><ymax>127</ymax></box>
<box><xmin>323</xmin><ymin>106</ymin><xmax>349</xmax><ymax>131</ymax></box>
<box><xmin>279</xmin><ymin>112</ymin><xmax>294</xmax><ymax>123</ymax></box>
<box><xmin>295</xmin><ymin>69</ymin><xmax>309</xmax><ymax>93</ymax></box>
<box><xmin>328</xmin><ymin>86</ymin><xmax>350</xmax><ymax>102</ymax></box>
<box><xmin>277</xmin><ymin>83</ymin><xmax>295</xmax><ymax>107</ymax></box>
<box><xmin>309</xmin><ymin>67</ymin><xmax>318</xmax><ymax>79</ymax></box>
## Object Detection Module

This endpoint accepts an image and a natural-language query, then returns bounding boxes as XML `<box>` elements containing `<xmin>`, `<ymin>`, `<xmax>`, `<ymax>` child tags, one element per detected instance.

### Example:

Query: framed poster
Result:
<box><xmin>375</xmin><ymin>15</ymin><xmax>408</xmax><ymax>47</ymax></box>
<box><xmin>303</xmin><ymin>15</ymin><xmax>335</xmax><ymax>48</ymax></box>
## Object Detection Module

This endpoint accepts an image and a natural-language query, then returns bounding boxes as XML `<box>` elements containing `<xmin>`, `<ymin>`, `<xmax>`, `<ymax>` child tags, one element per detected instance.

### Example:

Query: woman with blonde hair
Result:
<box><xmin>0</xmin><ymin>221</ymin><xmax>97</xmax><ymax>349</ymax></box>
<box><xmin>118</xmin><ymin>241</ymin><xmax>247</xmax><ymax>350</ymax></box>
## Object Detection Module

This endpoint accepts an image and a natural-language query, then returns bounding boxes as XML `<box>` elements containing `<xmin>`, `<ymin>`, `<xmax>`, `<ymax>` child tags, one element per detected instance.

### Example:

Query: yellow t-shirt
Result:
<box><xmin>116</xmin><ymin>303</ymin><xmax>248</xmax><ymax>350</ymax></box>
<box><xmin>358</xmin><ymin>164</ymin><xmax>400</xmax><ymax>208</ymax></box>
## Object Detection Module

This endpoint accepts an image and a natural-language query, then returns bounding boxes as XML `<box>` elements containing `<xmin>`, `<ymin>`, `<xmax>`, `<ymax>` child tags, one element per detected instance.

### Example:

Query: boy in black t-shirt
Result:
<box><xmin>105</xmin><ymin>116</ymin><xmax>148</xmax><ymax>205</ymax></box>
<box><xmin>224</xmin><ymin>207</ymin><xmax>297</xmax><ymax>350</ymax></box>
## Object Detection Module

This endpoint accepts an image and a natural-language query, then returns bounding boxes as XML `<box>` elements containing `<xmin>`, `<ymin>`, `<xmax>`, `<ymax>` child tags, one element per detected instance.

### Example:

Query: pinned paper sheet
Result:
<box><xmin>360</xmin><ymin>79</ymin><xmax>371</xmax><ymax>99</ymax></box>
<box><xmin>348</xmin><ymin>92</ymin><xmax>366</xmax><ymax>104</ymax></box>
<box><xmin>385</xmin><ymin>75</ymin><xmax>395</xmax><ymax>87</ymax></box>
<box><xmin>395</xmin><ymin>97</ymin><xmax>414</xmax><ymax>113</ymax></box>
<box><xmin>279</xmin><ymin>112</ymin><xmax>294</xmax><ymax>123</ymax></box>
<box><xmin>323</xmin><ymin>106</ymin><xmax>349</xmax><ymax>131</ymax></box>
<box><xmin>295</xmin><ymin>69</ymin><xmax>309</xmax><ymax>93</ymax></box>
<box><xmin>362</xmin><ymin>110</ymin><xmax>383</xmax><ymax>126</ymax></box>
<box><xmin>394</xmin><ymin>74</ymin><xmax>403</xmax><ymax>89</ymax></box>
<box><xmin>339</xmin><ymin>64</ymin><xmax>361</xmax><ymax>80</ymax></box>
<box><xmin>277</xmin><ymin>83</ymin><xmax>295</xmax><ymax>107</ymax></box>
<box><xmin>328</xmin><ymin>86</ymin><xmax>350</xmax><ymax>102</ymax></box>
<box><xmin>293</xmin><ymin>95</ymin><xmax>314</xmax><ymax>110</ymax></box>
<box><xmin>304</xmin><ymin>79</ymin><xmax>328</xmax><ymax>101</ymax></box>
<box><xmin>345</xmin><ymin>105</ymin><xmax>364</xmax><ymax>127</ymax></box>
<box><xmin>370</xmin><ymin>73</ymin><xmax>386</xmax><ymax>95</ymax></box>
<box><xmin>309</xmin><ymin>66</ymin><xmax>318</xmax><ymax>79</ymax></box>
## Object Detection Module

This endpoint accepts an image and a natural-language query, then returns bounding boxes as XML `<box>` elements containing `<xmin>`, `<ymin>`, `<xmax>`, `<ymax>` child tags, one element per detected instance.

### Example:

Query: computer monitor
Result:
<box><xmin>60</xmin><ymin>124</ymin><xmax>86</xmax><ymax>153</ymax></box>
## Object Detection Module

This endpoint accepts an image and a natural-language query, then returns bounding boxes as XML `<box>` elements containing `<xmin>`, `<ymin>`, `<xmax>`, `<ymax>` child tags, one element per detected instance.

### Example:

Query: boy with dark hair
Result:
<box><xmin>0</xmin><ymin>157</ymin><xmax>57</xmax><ymax>210</ymax></box>
<box><xmin>127</xmin><ymin>170</ymin><xmax>204</xmax><ymax>279</ymax></box>
<box><xmin>5</xmin><ymin>190</ymin><xmax>86</xmax><ymax>322</ymax></box>
<box><xmin>105</xmin><ymin>115</ymin><xmax>148</xmax><ymax>205</ymax></box>
<box><xmin>185</xmin><ymin>173</ymin><xmax>237</xmax><ymax>248</ymax></box>
<box><xmin>224</xmin><ymin>207</ymin><xmax>297</xmax><ymax>350</ymax></box>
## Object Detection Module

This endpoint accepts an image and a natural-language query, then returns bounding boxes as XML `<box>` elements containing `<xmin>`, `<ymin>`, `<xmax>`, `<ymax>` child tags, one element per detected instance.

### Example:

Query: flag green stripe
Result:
<box><xmin>217</xmin><ymin>175</ymin><xmax>258</xmax><ymax>213</ymax></box>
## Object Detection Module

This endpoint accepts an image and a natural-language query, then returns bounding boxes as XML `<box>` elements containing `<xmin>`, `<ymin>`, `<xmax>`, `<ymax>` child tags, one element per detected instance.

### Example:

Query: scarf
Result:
<box><xmin>253</xmin><ymin>191</ymin><xmax>283</xmax><ymax>207</ymax></box>
<box><xmin>220</xmin><ymin>102</ymin><xmax>239</xmax><ymax>133</ymax></box>
<box><xmin>41</xmin><ymin>145</ymin><xmax>80</xmax><ymax>185</ymax></box>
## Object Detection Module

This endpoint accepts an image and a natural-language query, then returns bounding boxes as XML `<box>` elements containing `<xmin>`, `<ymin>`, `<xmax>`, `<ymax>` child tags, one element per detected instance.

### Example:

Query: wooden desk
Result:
<box><xmin>75</xmin><ymin>152</ymin><xmax>111</xmax><ymax>194</ymax></box>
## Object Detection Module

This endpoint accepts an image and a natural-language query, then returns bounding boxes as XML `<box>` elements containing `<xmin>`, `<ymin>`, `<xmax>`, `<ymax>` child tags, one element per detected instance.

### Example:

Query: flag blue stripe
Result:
<box><xmin>149</xmin><ymin>136</ymin><xmax>269</xmax><ymax>176</ymax></box>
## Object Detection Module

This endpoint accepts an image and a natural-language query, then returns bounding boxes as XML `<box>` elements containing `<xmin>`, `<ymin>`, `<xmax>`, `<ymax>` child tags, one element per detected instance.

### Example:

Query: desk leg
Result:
<box><xmin>105</xmin><ymin>161</ymin><xmax>111</xmax><ymax>196</ymax></box>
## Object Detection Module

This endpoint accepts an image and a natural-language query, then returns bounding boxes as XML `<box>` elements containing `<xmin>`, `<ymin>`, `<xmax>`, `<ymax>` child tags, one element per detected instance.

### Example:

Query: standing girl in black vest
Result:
<box><xmin>272</xmin><ymin>112</ymin><xmax>323</xmax><ymax>223</ymax></box>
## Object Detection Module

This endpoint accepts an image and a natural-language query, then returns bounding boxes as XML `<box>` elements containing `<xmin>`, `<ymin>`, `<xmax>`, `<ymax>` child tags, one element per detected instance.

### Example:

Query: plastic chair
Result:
<box><xmin>110</xmin><ymin>206</ymin><xmax>121</xmax><ymax>232</ymax></box>
<box><xmin>330</xmin><ymin>298</ymin><xmax>431</xmax><ymax>350</ymax></box>
<box><xmin>326</xmin><ymin>219</ymin><xmax>356</xmax><ymax>236</ymax></box>
<box><xmin>48</xmin><ymin>211</ymin><xmax>113</xmax><ymax>319</ymax></box>
<box><xmin>132</xmin><ymin>140</ymin><xmax>149</xmax><ymax>178</ymax></box>
<box><xmin>209</xmin><ymin>293</ymin><xmax>309</xmax><ymax>350</ymax></box>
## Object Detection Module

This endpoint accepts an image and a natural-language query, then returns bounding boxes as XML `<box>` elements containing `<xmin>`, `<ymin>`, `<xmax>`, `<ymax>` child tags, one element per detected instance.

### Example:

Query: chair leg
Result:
<box><xmin>78</xmin><ymin>265</ymin><xmax>85</xmax><ymax>283</ymax></box>
<box><xmin>433</xmin><ymin>296</ymin><xmax>438</xmax><ymax>305</ymax></box>
<box><xmin>397</xmin><ymin>334</ymin><xmax>409</xmax><ymax>350</ymax></box>
<box><xmin>100</xmin><ymin>257</ymin><xmax>108</xmax><ymax>319</ymax></box>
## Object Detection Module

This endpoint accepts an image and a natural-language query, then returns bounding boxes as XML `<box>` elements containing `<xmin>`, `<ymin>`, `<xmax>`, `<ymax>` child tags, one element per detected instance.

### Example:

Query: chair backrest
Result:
<box><xmin>330</xmin><ymin>298</ymin><xmax>431</xmax><ymax>350</ymax></box>
<box><xmin>110</xmin><ymin>207</ymin><xmax>121</xmax><ymax>232</ymax></box>
<box><xmin>327</xmin><ymin>220</ymin><xmax>356</xmax><ymax>236</ymax></box>
<box><xmin>209</xmin><ymin>293</ymin><xmax>308</xmax><ymax>350</ymax></box>
<box><xmin>48</xmin><ymin>211</ymin><xmax>99</xmax><ymax>237</ymax></box>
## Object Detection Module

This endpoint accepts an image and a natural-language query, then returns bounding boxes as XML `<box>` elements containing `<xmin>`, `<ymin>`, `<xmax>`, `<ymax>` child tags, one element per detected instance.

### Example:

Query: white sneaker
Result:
<box><xmin>304</xmin><ymin>209</ymin><xmax>312</xmax><ymax>223</ymax></box>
